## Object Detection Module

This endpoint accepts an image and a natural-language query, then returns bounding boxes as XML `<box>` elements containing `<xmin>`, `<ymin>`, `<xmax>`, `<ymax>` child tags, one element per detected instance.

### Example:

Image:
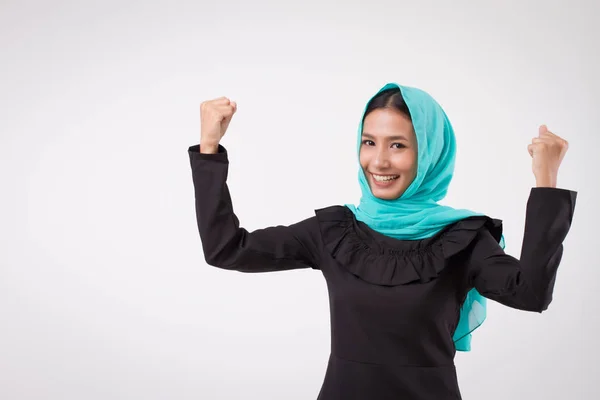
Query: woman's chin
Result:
<box><xmin>369</xmin><ymin>182</ymin><xmax>406</xmax><ymax>200</ymax></box>
<box><xmin>373</xmin><ymin>191</ymin><xmax>402</xmax><ymax>200</ymax></box>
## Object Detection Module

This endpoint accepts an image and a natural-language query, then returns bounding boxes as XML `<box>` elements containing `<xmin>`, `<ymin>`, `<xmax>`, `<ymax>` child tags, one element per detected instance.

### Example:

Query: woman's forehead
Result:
<box><xmin>362</xmin><ymin>110</ymin><xmax>416</xmax><ymax>141</ymax></box>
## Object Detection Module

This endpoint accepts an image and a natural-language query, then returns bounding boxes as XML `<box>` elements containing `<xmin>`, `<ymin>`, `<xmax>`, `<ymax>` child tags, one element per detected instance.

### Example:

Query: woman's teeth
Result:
<box><xmin>373</xmin><ymin>174</ymin><xmax>399</xmax><ymax>182</ymax></box>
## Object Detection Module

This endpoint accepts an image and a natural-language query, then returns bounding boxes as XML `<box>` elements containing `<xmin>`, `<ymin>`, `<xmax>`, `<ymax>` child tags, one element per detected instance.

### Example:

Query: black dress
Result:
<box><xmin>188</xmin><ymin>144</ymin><xmax>577</xmax><ymax>400</ymax></box>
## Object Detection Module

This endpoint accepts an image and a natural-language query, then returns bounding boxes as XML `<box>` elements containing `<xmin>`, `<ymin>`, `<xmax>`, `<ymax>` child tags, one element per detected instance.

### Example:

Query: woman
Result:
<box><xmin>187</xmin><ymin>83</ymin><xmax>576</xmax><ymax>399</ymax></box>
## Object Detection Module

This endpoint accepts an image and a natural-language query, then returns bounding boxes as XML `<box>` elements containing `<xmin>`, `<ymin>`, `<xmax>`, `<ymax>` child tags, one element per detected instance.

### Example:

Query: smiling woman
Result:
<box><xmin>188</xmin><ymin>82</ymin><xmax>577</xmax><ymax>400</ymax></box>
<box><xmin>359</xmin><ymin>89</ymin><xmax>418</xmax><ymax>200</ymax></box>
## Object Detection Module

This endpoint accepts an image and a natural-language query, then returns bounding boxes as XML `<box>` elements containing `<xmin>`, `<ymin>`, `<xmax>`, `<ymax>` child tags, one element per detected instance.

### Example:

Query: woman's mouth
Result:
<box><xmin>370</xmin><ymin>173</ymin><xmax>400</xmax><ymax>187</ymax></box>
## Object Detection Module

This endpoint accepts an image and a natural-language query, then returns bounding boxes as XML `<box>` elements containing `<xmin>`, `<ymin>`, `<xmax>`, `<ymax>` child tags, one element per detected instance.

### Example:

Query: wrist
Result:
<box><xmin>535</xmin><ymin>174</ymin><xmax>557</xmax><ymax>188</ymax></box>
<box><xmin>200</xmin><ymin>141</ymin><xmax>219</xmax><ymax>154</ymax></box>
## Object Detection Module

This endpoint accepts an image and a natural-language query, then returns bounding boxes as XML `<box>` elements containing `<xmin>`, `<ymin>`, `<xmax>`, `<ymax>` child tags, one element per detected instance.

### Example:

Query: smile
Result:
<box><xmin>370</xmin><ymin>173</ymin><xmax>400</xmax><ymax>187</ymax></box>
<box><xmin>371</xmin><ymin>173</ymin><xmax>399</xmax><ymax>182</ymax></box>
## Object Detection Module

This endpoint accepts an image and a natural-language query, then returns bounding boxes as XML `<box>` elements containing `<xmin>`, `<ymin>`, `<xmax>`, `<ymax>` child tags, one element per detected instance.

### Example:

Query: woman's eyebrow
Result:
<box><xmin>362</xmin><ymin>132</ymin><xmax>409</xmax><ymax>141</ymax></box>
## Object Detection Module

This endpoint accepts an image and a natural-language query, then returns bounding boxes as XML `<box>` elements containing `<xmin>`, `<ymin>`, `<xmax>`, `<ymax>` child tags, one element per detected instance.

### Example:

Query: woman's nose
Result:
<box><xmin>374</xmin><ymin>149</ymin><xmax>391</xmax><ymax>168</ymax></box>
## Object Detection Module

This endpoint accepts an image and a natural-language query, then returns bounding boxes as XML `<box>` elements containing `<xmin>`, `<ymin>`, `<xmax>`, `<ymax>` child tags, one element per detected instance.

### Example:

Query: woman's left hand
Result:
<box><xmin>528</xmin><ymin>125</ymin><xmax>569</xmax><ymax>188</ymax></box>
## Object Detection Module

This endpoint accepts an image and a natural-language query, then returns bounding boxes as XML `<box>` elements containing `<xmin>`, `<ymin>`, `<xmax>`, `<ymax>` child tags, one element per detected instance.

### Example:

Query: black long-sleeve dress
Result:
<box><xmin>188</xmin><ymin>144</ymin><xmax>577</xmax><ymax>400</ymax></box>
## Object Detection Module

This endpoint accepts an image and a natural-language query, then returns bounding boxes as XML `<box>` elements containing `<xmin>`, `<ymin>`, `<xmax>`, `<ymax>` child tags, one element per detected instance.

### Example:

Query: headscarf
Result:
<box><xmin>345</xmin><ymin>82</ymin><xmax>505</xmax><ymax>351</ymax></box>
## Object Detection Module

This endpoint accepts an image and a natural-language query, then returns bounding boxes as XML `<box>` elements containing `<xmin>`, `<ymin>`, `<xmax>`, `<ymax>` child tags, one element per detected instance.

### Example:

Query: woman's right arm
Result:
<box><xmin>191</xmin><ymin>97</ymin><xmax>321</xmax><ymax>272</ymax></box>
<box><xmin>188</xmin><ymin>143</ymin><xmax>321</xmax><ymax>272</ymax></box>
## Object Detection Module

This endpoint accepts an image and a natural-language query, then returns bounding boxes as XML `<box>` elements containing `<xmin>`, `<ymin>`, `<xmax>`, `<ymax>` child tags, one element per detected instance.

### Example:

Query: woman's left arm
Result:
<box><xmin>467</xmin><ymin>187</ymin><xmax>577</xmax><ymax>312</ymax></box>
<box><xmin>467</xmin><ymin>124</ymin><xmax>576</xmax><ymax>312</ymax></box>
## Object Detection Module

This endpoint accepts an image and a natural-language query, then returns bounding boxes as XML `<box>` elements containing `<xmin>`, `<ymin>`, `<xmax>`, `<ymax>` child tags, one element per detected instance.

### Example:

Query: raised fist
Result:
<box><xmin>527</xmin><ymin>124</ymin><xmax>569</xmax><ymax>187</ymax></box>
<box><xmin>200</xmin><ymin>97</ymin><xmax>237</xmax><ymax>153</ymax></box>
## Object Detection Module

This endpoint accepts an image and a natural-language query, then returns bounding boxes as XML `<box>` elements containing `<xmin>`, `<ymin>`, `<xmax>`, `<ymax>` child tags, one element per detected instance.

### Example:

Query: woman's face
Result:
<box><xmin>359</xmin><ymin>108</ymin><xmax>418</xmax><ymax>200</ymax></box>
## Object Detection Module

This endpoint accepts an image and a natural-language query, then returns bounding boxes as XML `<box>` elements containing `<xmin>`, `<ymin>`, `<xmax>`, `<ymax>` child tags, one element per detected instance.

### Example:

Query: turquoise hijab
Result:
<box><xmin>345</xmin><ymin>83</ymin><xmax>505</xmax><ymax>351</ymax></box>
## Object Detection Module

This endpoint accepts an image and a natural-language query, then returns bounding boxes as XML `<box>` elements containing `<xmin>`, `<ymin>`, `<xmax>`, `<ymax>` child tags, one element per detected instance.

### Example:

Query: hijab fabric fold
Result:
<box><xmin>345</xmin><ymin>83</ymin><xmax>505</xmax><ymax>351</ymax></box>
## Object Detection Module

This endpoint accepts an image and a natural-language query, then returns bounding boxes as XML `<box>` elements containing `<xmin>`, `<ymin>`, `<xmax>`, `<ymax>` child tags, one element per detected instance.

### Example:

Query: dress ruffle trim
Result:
<box><xmin>314</xmin><ymin>206</ymin><xmax>503</xmax><ymax>286</ymax></box>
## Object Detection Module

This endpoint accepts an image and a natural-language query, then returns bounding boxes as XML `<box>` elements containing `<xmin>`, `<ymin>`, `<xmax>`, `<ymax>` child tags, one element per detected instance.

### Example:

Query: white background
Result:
<box><xmin>1</xmin><ymin>0</ymin><xmax>598</xmax><ymax>399</ymax></box>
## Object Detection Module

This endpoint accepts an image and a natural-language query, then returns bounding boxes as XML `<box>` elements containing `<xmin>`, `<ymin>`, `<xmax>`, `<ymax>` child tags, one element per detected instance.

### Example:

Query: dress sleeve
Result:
<box><xmin>466</xmin><ymin>187</ymin><xmax>577</xmax><ymax>312</ymax></box>
<box><xmin>188</xmin><ymin>144</ymin><xmax>322</xmax><ymax>272</ymax></box>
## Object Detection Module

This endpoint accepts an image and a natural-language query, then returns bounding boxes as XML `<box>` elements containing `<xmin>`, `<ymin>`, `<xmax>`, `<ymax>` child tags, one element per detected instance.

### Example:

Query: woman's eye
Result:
<box><xmin>361</xmin><ymin>140</ymin><xmax>405</xmax><ymax>148</ymax></box>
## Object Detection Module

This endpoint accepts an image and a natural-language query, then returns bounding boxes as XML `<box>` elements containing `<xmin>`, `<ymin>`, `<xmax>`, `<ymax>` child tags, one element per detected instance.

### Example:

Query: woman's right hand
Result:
<box><xmin>200</xmin><ymin>97</ymin><xmax>237</xmax><ymax>153</ymax></box>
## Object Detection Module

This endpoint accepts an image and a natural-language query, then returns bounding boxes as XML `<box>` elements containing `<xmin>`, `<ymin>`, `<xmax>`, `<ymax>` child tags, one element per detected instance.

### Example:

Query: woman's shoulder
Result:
<box><xmin>312</xmin><ymin>205</ymin><xmax>503</xmax><ymax>286</ymax></box>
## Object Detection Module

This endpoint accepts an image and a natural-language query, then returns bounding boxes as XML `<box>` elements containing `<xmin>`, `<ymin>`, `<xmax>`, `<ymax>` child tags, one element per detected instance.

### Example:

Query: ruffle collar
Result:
<box><xmin>314</xmin><ymin>205</ymin><xmax>503</xmax><ymax>286</ymax></box>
